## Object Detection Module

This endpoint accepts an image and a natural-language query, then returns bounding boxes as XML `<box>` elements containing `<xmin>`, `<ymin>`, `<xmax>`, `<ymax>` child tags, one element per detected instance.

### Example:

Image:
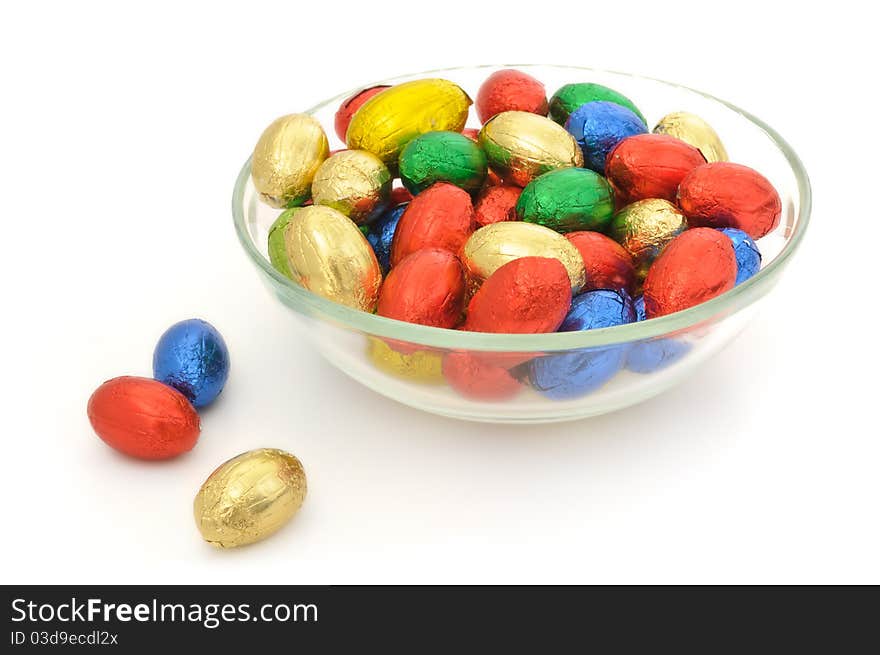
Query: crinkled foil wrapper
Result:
<box><xmin>251</xmin><ymin>114</ymin><xmax>329</xmax><ymax>208</ymax></box>
<box><xmin>479</xmin><ymin>111</ymin><xmax>583</xmax><ymax>186</ymax></box>
<box><xmin>194</xmin><ymin>448</ymin><xmax>306</xmax><ymax>548</ymax></box>
<box><xmin>311</xmin><ymin>149</ymin><xmax>392</xmax><ymax>224</ymax></box>
<box><xmin>462</xmin><ymin>221</ymin><xmax>585</xmax><ymax>293</ymax></box>
<box><xmin>283</xmin><ymin>205</ymin><xmax>381</xmax><ymax>311</ymax></box>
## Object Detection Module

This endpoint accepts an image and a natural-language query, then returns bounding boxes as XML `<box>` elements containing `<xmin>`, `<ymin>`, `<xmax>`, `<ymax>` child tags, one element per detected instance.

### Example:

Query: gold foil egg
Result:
<box><xmin>652</xmin><ymin>111</ymin><xmax>728</xmax><ymax>163</ymax></box>
<box><xmin>283</xmin><ymin>205</ymin><xmax>382</xmax><ymax>311</ymax></box>
<box><xmin>346</xmin><ymin>79</ymin><xmax>471</xmax><ymax>168</ymax></box>
<box><xmin>194</xmin><ymin>448</ymin><xmax>307</xmax><ymax>548</ymax></box>
<box><xmin>608</xmin><ymin>198</ymin><xmax>688</xmax><ymax>282</ymax></box>
<box><xmin>462</xmin><ymin>221</ymin><xmax>586</xmax><ymax>293</ymax></box>
<box><xmin>311</xmin><ymin>149</ymin><xmax>392</xmax><ymax>224</ymax></box>
<box><xmin>478</xmin><ymin>111</ymin><xmax>584</xmax><ymax>186</ymax></box>
<box><xmin>251</xmin><ymin>113</ymin><xmax>329</xmax><ymax>208</ymax></box>
<box><xmin>366</xmin><ymin>337</ymin><xmax>444</xmax><ymax>384</ymax></box>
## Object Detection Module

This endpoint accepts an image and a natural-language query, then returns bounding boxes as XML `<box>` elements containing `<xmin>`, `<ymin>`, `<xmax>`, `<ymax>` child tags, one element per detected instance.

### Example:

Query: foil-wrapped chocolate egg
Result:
<box><xmin>398</xmin><ymin>131</ymin><xmax>487</xmax><ymax>194</ymax></box>
<box><xmin>560</xmin><ymin>288</ymin><xmax>636</xmax><ymax>331</ymax></box>
<box><xmin>194</xmin><ymin>448</ymin><xmax>306</xmax><ymax>548</ymax></box>
<box><xmin>153</xmin><ymin>319</ymin><xmax>230</xmax><ymax>408</ymax></box>
<box><xmin>268</xmin><ymin>209</ymin><xmax>297</xmax><ymax>280</ymax></box>
<box><xmin>334</xmin><ymin>85</ymin><xmax>390</xmax><ymax>142</ymax></box>
<box><xmin>608</xmin><ymin>198</ymin><xmax>688</xmax><ymax>282</ymax></box>
<box><xmin>643</xmin><ymin>228</ymin><xmax>737</xmax><ymax>318</ymax></box>
<box><xmin>653</xmin><ymin>111</ymin><xmax>728</xmax><ymax>163</ymax></box>
<box><xmin>283</xmin><ymin>205</ymin><xmax>382</xmax><ymax>312</ymax></box>
<box><xmin>366</xmin><ymin>337</ymin><xmax>444</xmax><ymax>384</ymax></box>
<box><xmin>461</xmin><ymin>127</ymin><xmax>481</xmax><ymax>141</ymax></box>
<box><xmin>625</xmin><ymin>296</ymin><xmax>691</xmax><ymax>373</ymax></box>
<box><xmin>462</xmin><ymin>221</ymin><xmax>586</xmax><ymax>293</ymax></box>
<box><xmin>565</xmin><ymin>101</ymin><xmax>647</xmax><ymax>172</ymax></box>
<box><xmin>719</xmin><ymin>227</ymin><xmax>761</xmax><ymax>285</ymax></box>
<box><xmin>463</xmin><ymin>257</ymin><xmax>572</xmax><ymax>334</ymax></box>
<box><xmin>390</xmin><ymin>185</ymin><xmax>413</xmax><ymax>205</ymax></box>
<box><xmin>475</xmin><ymin>69</ymin><xmax>548</xmax><ymax>124</ymax></box>
<box><xmin>548</xmin><ymin>82</ymin><xmax>646</xmax><ymax>127</ymax></box>
<box><xmin>566</xmin><ymin>231</ymin><xmax>636</xmax><ymax>294</ymax></box>
<box><xmin>366</xmin><ymin>203</ymin><xmax>406</xmax><ymax>274</ymax></box>
<box><xmin>479</xmin><ymin>111</ymin><xmax>583</xmax><ymax>187</ymax></box>
<box><xmin>474</xmin><ymin>185</ymin><xmax>520</xmax><ymax>227</ymax></box>
<box><xmin>390</xmin><ymin>183</ymin><xmax>475</xmax><ymax>266</ymax></box>
<box><xmin>251</xmin><ymin>114</ymin><xmax>329</xmax><ymax>208</ymax></box>
<box><xmin>377</xmin><ymin>248</ymin><xmax>466</xmax><ymax>328</ymax></box>
<box><xmin>442</xmin><ymin>352</ymin><xmax>521</xmax><ymax>401</ymax></box>
<box><xmin>346</xmin><ymin>79</ymin><xmax>471</xmax><ymax>168</ymax></box>
<box><xmin>527</xmin><ymin>347</ymin><xmax>623</xmax><ymax>400</ymax></box>
<box><xmin>515</xmin><ymin>167</ymin><xmax>615</xmax><ymax>233</ymax></box>
<box><xmin>527</xmin><ymin>289</ymin><xmax>635</xmax><ymax>399</ymax></box>
<box><xmin>605</xmin><ymin>134</ymin><xmax>706</xmax><ymax>205</ymax></box>
<box><xmin>678</xmin><ymin>162</ymin><xmax>782</xmax><ymax>239</ymax></box>
<box><xmin>87</xmin><ymin>376</ymin><xmax>200</xmax><ymax>460</ymax></box>
<box><xmin>310</xmin><ymin>149</ymin><xmax>392</xmax><ymax>225</ymax></box>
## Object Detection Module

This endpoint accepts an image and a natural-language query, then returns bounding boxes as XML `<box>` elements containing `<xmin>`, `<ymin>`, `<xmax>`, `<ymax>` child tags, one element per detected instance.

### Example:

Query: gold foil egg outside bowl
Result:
<box><xmin>194</xmin><ymin>448</ymin><xmax>307</xmax><ymax>549</ymax></box>
<box><xmin>233</xmin><ymin>65</ymin><xmax>811</xmax><ymax>423</ymax></box>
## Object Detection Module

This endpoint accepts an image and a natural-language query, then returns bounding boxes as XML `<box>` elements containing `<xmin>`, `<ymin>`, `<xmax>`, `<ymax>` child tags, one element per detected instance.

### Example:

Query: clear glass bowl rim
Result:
<box><xmin>232</xmin><ymin>64</ymin><xmax>811</xmax><ymax>352</ymax></box>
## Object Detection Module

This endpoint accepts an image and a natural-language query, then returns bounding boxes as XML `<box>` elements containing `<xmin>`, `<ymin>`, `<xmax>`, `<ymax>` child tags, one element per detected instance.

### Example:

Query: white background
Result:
<box><xmin>1</xmin><ymin>1</ymin><xmax>877</xmax><ymax>584</ymax></box>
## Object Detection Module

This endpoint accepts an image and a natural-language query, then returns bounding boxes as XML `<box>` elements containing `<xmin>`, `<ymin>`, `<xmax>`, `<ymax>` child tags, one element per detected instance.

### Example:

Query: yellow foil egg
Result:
<box><xmin>311</xmin><ymin>149</ymin><xmax>392</xmax><ymax>225</ymax></box>
<box><xmin>251</xmin><ymin>113</ymin><xmax>329</xmax><ymax>208</ymax></box>
<box><xmin>608</xmin><ymin>198</ymin><xmax>688</xmax><ymax>282</ymax></box>
<box><xmin>283</xmin><ymin>205</ymin><xmax>382</xmax><ymax>312</ymax></box>
<box><xmin>346</xmin><ymin>79</ymin><xmax>471</xmax><ymax>168</ymax></box>
<box><xmin>462</xmin><ymin>221</ymin><xmax>586</xmax><ymax>293</ymax></box>
<box><xmin>478</xmin><ymin>111</ymin><xmax>584</xmax><ymax>186</ymax></box>
<box><xmin>652</xmin><ymin>111</ymin><xmax>728</xmax><ymax>163</ymax></box>
<box><xmin>366</xmin><ymin>337</ymin><xmax>444</xmax><ymax>384</ymax></box>
<box><xmin>194</xmin><ymin>448</ymin><xmax>306</xmax><ymax>549</ymax></box>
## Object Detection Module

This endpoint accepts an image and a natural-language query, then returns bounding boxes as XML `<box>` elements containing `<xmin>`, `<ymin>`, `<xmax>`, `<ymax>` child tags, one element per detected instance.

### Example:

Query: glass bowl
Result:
<box><xmin>232</xmin><ymin>65</ymin><xmax>811</xmax><ymax>423</ymax></box>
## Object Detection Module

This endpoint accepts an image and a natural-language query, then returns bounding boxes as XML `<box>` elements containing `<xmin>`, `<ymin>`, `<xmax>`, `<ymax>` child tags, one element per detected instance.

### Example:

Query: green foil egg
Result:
<box><xmin>268</xmin><ymin>208</ymin><xmax>297</xmax><ymax>280</ymax></box>
<box><xmin>515</xmin><ymin>167</ymin><xmax>615</xmax><ymax>233</ymax></box>
<box><xmin>548</xmin><ymin>83</ymin><xmax>646</xmax><ymax>127</ymax></box>
<box><xmin>398</xmin><ymin>131</ymin><xmax>488</xmax><ymax>194</ymax></box>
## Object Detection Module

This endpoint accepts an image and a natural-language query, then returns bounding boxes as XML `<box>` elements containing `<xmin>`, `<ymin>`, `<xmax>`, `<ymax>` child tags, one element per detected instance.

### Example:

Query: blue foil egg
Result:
<box><xmin>153</xmin><ymin>319</ymin><xmax>230</xmax><ymax>408</ymax></box>
<box><xmin>366</xmin><ymin>203</ymin><xmax>407</xmax><ymax>274</ymax></box>
<box><xmin>565</xmin><ymin>101</ymin><xmax>647</xmax><ymax>172</ymax></box>
<box><xmin>528</xmin><ymin>289</ymin><xmax>635</xmax><ymax>399</ymax></box>
<box><xmin>719</xmin><ymin>227</ymin><xmax>761</xmax><ymax>285</ymax></box>
<box><xmin>560</xmin><ymin>288</ymin><xmax>636</xmax><ymax>331</ymax></box>
<box><xmin>625</xmin><ymin>296</ymin><xmax>691</xmax><ymax>374</ymax></box>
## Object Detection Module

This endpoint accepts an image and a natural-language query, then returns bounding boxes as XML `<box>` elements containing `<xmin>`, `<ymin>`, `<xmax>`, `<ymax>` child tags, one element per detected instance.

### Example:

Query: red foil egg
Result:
<box><xmin>566</xmin><ymin>231</ymin><xmax>636</xmax><ymax>294</ymax></box>
<box><xmin>484</xmin><ymin>169</ymin><xmax>504</xmax><ymax>187</ymax></box>
<box><xmin>87</xmin><ymin>376</ymin><xmax>200</xmax><ymax>460</ymax></box>
<box><xmin>461</xmin><ymin>127</ymin><xmax>481</xmax><ymax>141</ymax></box>
<box><xmin>475</xmin><ymin>69</ymin><xmax>549</xmax><ymax>124</ymax></box>
<box><xmin>677</xmin><ymin>162</ymin><xmax>782</xmax><ymax>239</ymax></box>
<box><xmin>643</xmin><ymin>228</ymin><xmax>737</xmax><ymax>318</ymax></box>
<box><xmin>390</xmin><ymin>185</ymin><xmax>413</xmax><ymax>205</ymax></box>
<box><xmin>390</xmin><ymin>182</ymin><xmax>475</xmax><ymax>266</ymax></box>
<box><xmin>377</xmin><ymin>248</ymin><xmax>466</xmax><ymax>328</ymax></box>
<box><xmin>605</xmin><ymin>134</ymin><xmax>706</xmax><ymax>205</ymax></box>
<box><xmin>334</xmin><ymin>85</ymin><xmax>391</xmax><ymax>142</ymax></box>
<box><xmin>442</xmin><ymin>352</ymin><xmax>521</xmax><ymax>400</ymax></box>
<box><xmin>464</xmin><ymin>256</ymin><xmax>571</xmax><ymax>334</ymax></box>
<box><xmin>474</xmin><ymin>185</ymin><xmax>521</xmax><ymax>227</ymax></box>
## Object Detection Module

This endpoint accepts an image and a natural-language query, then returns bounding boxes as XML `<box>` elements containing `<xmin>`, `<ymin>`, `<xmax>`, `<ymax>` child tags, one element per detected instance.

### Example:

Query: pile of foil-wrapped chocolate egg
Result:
<box><xmin>87</xmin><ymin>320</ymin><xmax>308</xmax><ymax>548</ymax></box>
<box><xmin>254</xmin><ymin>69</ymin><xmax>777</xmax><ymax>399</ymax></box>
